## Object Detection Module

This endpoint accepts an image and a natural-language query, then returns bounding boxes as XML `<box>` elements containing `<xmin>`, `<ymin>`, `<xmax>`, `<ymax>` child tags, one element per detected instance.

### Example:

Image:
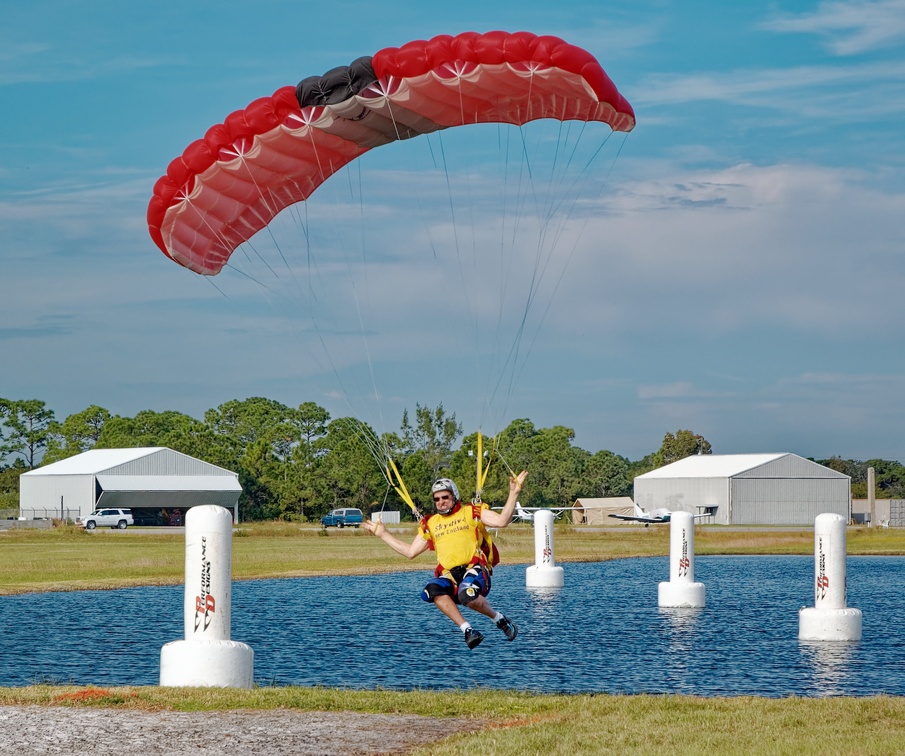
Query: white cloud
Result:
<box><xmin>635</xmin><ymin>60</ymin><xmax>905</xmax><ymax>131</ymax></box>
<box><xmin>554</xmin><ymin>161</ymin><xmax>905</xmax><ymax>338</ymax></box>
<box><xmin>762</xmin><ymin>0</ymin><xmax>905</xmax><ymax>55</ymax></box>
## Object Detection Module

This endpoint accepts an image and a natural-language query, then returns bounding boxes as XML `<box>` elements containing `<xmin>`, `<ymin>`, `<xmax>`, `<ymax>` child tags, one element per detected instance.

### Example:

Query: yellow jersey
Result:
<box><xmin>419</xmin><ymin>502</ymin><xmax>490</xmax><ymax>573</ymax></box>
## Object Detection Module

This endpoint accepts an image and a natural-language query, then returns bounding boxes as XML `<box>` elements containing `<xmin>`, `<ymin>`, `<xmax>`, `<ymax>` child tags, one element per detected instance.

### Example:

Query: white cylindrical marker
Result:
<box><xmin>658</xmin><ymin>511</ymin><xmax>705</xmax><ymax>608</ymax></box>
<box><xmin>526</xmin><ymin>509</ymin><xmax>564</xmax><ymax>588</ymax></box>
<box><xmin>799</xmin><ymin>513</ymin><xmax>862</xmax><ymax>641</ymax></box>
<box><xmin>161</xmin><ymin>505</ymin><xmax>254</xmax><ymax>687</ymax></box>
<box><xmin>183</xmin><ymin>503</ymin><xmax>233</xmax><ymax>640</ymax></box>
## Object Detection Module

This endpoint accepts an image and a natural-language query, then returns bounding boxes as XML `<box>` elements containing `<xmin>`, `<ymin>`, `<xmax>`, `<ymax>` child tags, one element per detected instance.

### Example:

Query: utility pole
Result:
<box><xmin>868</xmin><ymin>467</ymin><xmax>876</xmax><ymax>527</ymax></box>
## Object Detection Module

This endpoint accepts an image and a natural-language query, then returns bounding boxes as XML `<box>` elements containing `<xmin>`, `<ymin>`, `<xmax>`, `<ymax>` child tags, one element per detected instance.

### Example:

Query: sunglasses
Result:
<box><xmin>433</xmin><ymin>493</ymin><xmax>453</xmax><ymax>503</ymax></box>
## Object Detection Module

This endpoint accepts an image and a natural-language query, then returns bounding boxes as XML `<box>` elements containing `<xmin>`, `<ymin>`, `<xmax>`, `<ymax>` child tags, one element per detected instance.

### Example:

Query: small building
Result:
<box><xmin>634</xmin><ymin>453</ymin><xmax>850</xmax><ymax>526</ymax></box>
<box><xmin>20</xmin><ymin>447</ymin><xmax>242</xmax><ymax>523</ymax></box>
<box><xmin>573</xmin><ymin>497</ymin><xmax>635</xmax><ymax>525</ymax></box>
<box><xmin>370</xmin><ymin>510</ymin><xmax>401</xmax><ymax>525</ymax></box>
<box><xmin>851</xmin><ymin>499</ymin><xmax>905</xmax><ymax>527</ymax></box>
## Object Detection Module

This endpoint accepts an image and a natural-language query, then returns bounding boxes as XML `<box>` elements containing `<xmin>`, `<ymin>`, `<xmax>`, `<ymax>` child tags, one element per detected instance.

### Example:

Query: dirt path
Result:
<box><xmin>0</xmin><ymin>706</ymin><xmax>481</xmax><ymax>755</ymax></box>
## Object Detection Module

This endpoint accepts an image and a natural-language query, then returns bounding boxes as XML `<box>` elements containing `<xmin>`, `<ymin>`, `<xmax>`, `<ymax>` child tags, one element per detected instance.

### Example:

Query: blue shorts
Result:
<box><xmin>421</xmin><ymin>564</ymin><xmax>491</xmax><ymax>606</ymax></box>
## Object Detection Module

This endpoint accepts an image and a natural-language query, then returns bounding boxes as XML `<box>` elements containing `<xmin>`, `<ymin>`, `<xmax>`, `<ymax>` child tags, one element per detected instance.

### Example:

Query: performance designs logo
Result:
<box><xmin>194</xmin><ymin>535</ymin><xmax>216</xmax><ymax>632</ymax></box>
<box><xmin>678</xmin><ymin>529</ymin><xmax>690</xmax><ymax>577</ymax></box>
<box><xmin>542</xmin><ymin>528</ymin><xmax>552</xmax><ymax>563</ymax></box>
<box><xmin>816</xmin><ymin>536</ymin><xmax>829</xmax><ymax>600</ymax></box>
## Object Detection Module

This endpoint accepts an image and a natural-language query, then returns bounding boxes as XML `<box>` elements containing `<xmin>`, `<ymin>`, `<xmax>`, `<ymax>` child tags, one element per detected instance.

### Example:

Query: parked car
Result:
<box><xmin>78</xmin><ymin>508</ymin><xmax>134</xmax><ymax>530</ymax></box>
<box><xmin>320</xmin><ymin>508</ymin><xmax>364</xmax><ymax>528</ymax></box>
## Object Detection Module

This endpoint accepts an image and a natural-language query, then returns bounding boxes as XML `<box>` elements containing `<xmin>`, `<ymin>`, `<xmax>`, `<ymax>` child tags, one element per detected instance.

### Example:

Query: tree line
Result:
<box><xmin>1</xmin><ymin>397</ymin><xmax>903</xmax><ymax>520</ymax></box>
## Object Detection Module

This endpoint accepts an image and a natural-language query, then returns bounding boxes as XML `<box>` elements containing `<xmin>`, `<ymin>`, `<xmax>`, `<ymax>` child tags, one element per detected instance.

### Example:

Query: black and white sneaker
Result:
<box><xmin>464</xmin><ymin>627</ymin><xmax>484</xmax><ymax>649</ymax></box>
<box><xmin>496</xmin><ymin>615</ymin><xmax>518</xmax><ymax>641</ymax></box>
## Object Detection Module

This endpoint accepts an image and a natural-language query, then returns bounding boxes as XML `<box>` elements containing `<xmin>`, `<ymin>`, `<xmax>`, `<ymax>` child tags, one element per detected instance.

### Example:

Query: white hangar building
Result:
<box><xmin>634</xmin><ymin>453</ymin><xmax>850</xmax><ymax>526</ymax></box>
<box><xmin>20</xmin><ymin>447</ymin><xmax>242</xmax><ymax>523</ymax></box>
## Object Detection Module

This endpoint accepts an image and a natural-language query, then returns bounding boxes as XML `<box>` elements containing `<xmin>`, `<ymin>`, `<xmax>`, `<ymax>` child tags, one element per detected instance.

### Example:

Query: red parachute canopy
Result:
<box><xmin>147</xmin><ymin>31</ymin><xmax>635</xmax><ymax>275</ymax></box>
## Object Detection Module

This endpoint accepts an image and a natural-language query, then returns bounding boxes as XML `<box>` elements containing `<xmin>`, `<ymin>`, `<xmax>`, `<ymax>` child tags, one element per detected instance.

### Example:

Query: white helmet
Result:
<box><xmin>431</xmin><ymin>478</ymin><xmax>460</xmax><ymax>503</ymax></box>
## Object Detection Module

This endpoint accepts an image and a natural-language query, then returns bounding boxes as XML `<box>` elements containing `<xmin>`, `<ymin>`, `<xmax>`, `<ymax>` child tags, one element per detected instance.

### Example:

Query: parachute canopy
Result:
<box><xmin>147</xmin><ymin>30</ymin><xmax>635</xmax><ymax>276</ymax></box>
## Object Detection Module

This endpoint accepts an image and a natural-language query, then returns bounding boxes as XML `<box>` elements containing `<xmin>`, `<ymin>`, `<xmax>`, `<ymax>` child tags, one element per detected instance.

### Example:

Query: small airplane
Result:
<box><xmin>514</xmin><ymin>502</ymin><xmax>534</xmax><ymax>522</ymax></box>
<box><xmin>493</xmin><ymin>502</ymin><xmax>580</xmax><ymax>522</ymax></box>
<box><xmin>608</xmin><ymin>502</ymin><xmax>711</xmax><ymax>527</ymax></box>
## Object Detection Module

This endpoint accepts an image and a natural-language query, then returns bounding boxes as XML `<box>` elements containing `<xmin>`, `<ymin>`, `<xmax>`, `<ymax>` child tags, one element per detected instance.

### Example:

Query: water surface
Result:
<box><xmin>1</xmin><ymin>556</ymin><xmax>901</xmax><ymax>696</ymax></box>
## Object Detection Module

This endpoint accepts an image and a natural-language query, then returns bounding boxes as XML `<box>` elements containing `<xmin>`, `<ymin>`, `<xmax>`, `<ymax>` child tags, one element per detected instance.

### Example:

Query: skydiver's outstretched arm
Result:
<box><xmin>481</xmin><ymin>470</ymin><xmax>528</xmax><ymax>529</ymax></box>
<box><xmin>363</xmin><ymin>518</ymin><xmax>430</xmax><ymax>559</ymax></box>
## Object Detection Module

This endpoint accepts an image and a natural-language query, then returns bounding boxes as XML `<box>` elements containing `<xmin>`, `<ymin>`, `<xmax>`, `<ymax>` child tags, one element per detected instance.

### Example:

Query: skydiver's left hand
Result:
<box><xmin>510</xmin><ymin>470</ymin><xmax>528</xmax><ymax>494</ymax></box>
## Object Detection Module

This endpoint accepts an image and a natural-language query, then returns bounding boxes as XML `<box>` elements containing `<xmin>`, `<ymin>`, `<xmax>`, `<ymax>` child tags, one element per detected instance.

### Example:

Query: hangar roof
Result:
<box><xmin>636</xmin><ymin>453</ymin><xmax>848</xmax><ymax>480</ymax></box>
<box><xmin>23</xmin><ymin>448</ymin><xmax>170</xmax><ymax>475</ymax></box>
<box><xmin>22</xmin><ymin>447</ymin><xmax>237</xmax><ymax>478</ymax></box>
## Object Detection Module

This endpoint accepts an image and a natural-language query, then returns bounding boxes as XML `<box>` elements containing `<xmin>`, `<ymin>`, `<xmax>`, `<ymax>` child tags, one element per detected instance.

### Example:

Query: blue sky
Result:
<box><xmin>2</xmin><ymin>1</ymin><xmax>904</xmax><ymax>463</ymax></box>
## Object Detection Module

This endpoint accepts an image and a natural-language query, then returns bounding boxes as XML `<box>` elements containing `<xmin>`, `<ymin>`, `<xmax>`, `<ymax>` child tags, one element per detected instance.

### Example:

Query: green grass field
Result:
<box><xmin>2</xmin><ymin>522</ymin><xmax>904</xmax><ymax>754</ymax></box>
<box><xmin>2</xmin><ymin>521</ymin><xmax>903</xmax><ymax>595</ymax></box>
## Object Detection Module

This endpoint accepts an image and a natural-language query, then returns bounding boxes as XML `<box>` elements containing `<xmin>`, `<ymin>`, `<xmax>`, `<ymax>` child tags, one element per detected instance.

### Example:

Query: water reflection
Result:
<box><xmin>1</xmin><ymin>557</ymin><xmax>902</xmax><ymax>696</ymax></box>
<box><xmin>799</xmin><ymin>641</ymin><xmax>856</xmax><ymax>697</ymax></box>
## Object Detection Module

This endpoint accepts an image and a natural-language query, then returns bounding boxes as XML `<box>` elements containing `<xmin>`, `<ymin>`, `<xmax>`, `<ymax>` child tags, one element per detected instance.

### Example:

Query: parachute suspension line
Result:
<box><xmin>340</xmin><ymin>407</ymin><xmax>419</xmax><ymax>520</ymax></box>
<box><xmin>245</xmin><ymin>162</ymin><xmax>376</xmax><ymax>434</ymax></box>
<box><xmin>408</xmin><ymin>133</ymin><xmax>448</xmax><ymax>263</ymax></box>
<box><xmin>429</xmin><ymin>129</ymin><xmax>487</xmax><ymax>386</ymax></box>
<box><xmin>343</xmin><ymin>155</ymin><xmax>393</xmax><ymax>446</ymax></box>
<box><xmin>468</xmin><ymin>123</ymin><xmax>507</xmax><ymax>430</ymax></box>
<box><xmin>482</xmin><ymin>120</ymin><xmax>610</xmax><ymax>423</ymax></box>
<box><xmin>233</xmin><ymin>157</ymin><xmax>306</xmax><ymax>292</ymax></box>
<box><xmin>475</xmin><ymin>121</ymin><xmax>527</xmax><ymax>430</ymax></box>
<box><xmin>478</xmin><ymin>121</ymin><xmax>553</xmax><ymax>423</ymax></box>
<box><xmin>222</xmin><ymin>157</ymin><xmax>321</xmax><ymax>344</ymax></box>
<box><xmin>506</xmin><ymin>128</ymin><xmax>630</xmax><ymax>390</ymax></box>
<box><xmin>473</xmin><ymin>430</ymin><xmax>500</xmax><ymax>503</ymax></box>
<box><xmin>492</xmin><ymin>443</ymin><xmax>520</xmax><ymax>481</ymax></box>
<box><xmin>435</xmin><ymin>131</ymin><xmax>471</xmax><ymax>306</ymax></box>
<box><xmin>310</xmin><ymin>162</ymin><xmax>389</xmax><ymax>445</ymax></box>
<box><xmin>177</xmin><ymin>191</ymin><xmax>287</xmax><ymax>297</ymax></box>
<box><xmin>386</xmin><ymin>455</ymin><xmax>421</xmax><ymax>519</ymax></box>
<box><xmin>198</xmin><ymin>272</ymin><xmax>231</xmax><ymax>299</ymax></box>
<box><xmin>381</xmin><ymin>89</ymin><xmax>406</xmax><ymax>143</ymax></box>
<box><xmin>347</xmin><ymin>417</ymin><xmax>397</xmax><ymax>488</ymax></box>
<box><xmin>475</xmin><ymin>430</ymin><xmax>484</xmax><ymax>500</ymax></box>
<box><xmin>495</xmin><ymin>127</ymin><xmax>631</xmax><ymax>413</ymax></box>
<box><xmin>270</xmin><ymin>156</ymin><xmax>393</xmax><ymax>484</ymax></box>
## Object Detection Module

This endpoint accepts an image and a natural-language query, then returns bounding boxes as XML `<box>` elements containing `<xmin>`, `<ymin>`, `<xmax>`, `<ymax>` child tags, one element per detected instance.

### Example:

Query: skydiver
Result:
<box><xmin>363</xmin><ymin>470</ymin><xmax>528</xmax><ymax>649</ymax></box>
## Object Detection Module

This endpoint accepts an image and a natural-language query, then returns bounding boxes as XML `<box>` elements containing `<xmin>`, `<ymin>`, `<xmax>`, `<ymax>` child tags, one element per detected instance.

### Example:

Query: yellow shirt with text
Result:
<box><xmin>419</xmin><ymin>503</ymin><xmax>488</xmax><ymax>573</ymax></box>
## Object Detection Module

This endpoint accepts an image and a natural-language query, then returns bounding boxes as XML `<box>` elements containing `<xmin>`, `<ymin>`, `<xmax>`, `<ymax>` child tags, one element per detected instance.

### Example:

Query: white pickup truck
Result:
<box><xmin>79</xmin><ymin>508</ymin><xmax>134</xmax><ymax>530</ymax></box>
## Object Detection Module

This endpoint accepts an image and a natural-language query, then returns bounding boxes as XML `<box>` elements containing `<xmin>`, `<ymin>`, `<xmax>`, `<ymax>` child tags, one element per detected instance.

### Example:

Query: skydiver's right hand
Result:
<box><xmin>363</xmin><ymin>519</ymin><xmax>385</xmax><ymax>537</ymax></box>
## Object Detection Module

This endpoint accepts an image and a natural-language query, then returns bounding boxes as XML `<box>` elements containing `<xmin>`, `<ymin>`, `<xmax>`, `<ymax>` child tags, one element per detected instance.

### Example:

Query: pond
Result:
<box><xmin>1</xmin><ymin>556</ymin><xmax>903</xmax><ymax>696</ymax></box>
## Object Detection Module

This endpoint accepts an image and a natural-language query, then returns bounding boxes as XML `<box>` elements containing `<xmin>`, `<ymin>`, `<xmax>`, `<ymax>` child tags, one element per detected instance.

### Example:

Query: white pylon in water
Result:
<box><xmin>658</xmin><ymin>510</ymin><xmax>705</xmax><ymax>608</ymax></box>
<box><xmin>798</xmin><ymin>513</ymin><xmax>862</xmax><ymax>641</ymax></box>
<box><xmin>160</xmin><ymin>505</ymin><xmax>254</xmax><ymax>687</ymax></box>
<box><xmin>526</xmin><ymin>509</ymin><xmax>564</xmax><ymax>587</ymax></box>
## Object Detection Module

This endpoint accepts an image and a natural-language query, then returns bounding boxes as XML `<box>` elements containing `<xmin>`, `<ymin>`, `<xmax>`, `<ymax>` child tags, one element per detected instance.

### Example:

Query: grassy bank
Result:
<box><xmin>2</xmin><ymin>684</ymin><xmax>904</xmax><ymax>754</ymax></box>
<box><xmin>1</xmin><ymin>521</ymin><xmax>904</xmax><ymax>595</ymax></box>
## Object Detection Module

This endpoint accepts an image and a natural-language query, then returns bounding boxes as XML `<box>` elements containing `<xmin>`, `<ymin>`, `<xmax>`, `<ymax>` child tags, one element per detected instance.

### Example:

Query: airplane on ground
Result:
<box><xmin>492</xmin><ymin>502</ymin><xmax>579</xmax><ymax>522</ymax></box>
<box><xmin>608</xmin><ymin>502</ymin><xmax>712</xmax><ymax>527</ymax></box>
<box><xmin>514</xmin><ymin>502</ymin><xmax>534</xmax><ymax>522</ymax></box>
